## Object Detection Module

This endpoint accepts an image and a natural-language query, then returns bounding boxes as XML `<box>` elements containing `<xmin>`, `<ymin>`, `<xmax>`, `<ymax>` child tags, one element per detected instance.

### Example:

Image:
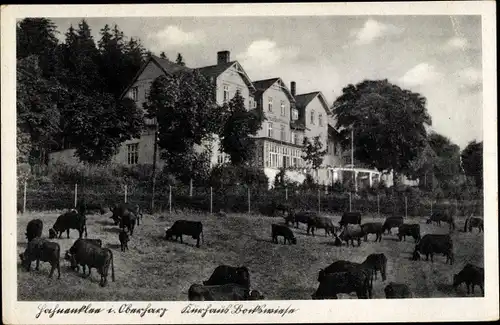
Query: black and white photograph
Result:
<box><xmin>2</xmin><ymin>2</ymin><xmax>498</xmax><ymax>324</ymax></box>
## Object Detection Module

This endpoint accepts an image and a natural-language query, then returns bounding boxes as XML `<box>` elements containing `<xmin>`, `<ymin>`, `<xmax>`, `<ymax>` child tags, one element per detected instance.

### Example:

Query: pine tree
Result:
<box><xmin>176</xmin><ymin>53</ymin><xmax>185</xmax><ymax>66</ymax></box>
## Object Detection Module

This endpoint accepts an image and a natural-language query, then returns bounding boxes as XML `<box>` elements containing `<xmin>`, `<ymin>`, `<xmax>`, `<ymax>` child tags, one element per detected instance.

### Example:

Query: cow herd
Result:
<box><xmin>18</xmin><ymin>201</ymin><xmax>485</xmax><ymax>299</ymax></box>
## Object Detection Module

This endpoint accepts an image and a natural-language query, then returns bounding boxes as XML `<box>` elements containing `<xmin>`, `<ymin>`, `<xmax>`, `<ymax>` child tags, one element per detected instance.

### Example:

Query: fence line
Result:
<box><xmin>18</xmin><ymin>181</ymin><xmax>484</xmax><ymax>217</ymax></box>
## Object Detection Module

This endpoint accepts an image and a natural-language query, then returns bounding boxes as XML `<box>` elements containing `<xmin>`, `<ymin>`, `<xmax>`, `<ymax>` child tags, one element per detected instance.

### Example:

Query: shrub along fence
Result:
<box><xmin>17</xmin><ymin>180</ymin><xmax>484</xmax><ymax>218</ymax></box>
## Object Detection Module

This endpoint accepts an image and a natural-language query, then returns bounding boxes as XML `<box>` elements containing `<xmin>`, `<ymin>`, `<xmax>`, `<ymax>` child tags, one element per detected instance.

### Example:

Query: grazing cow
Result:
<box><xmin>338</xmin><ymin>224</ymin><xmax>364</xmax><ymax>247</ymax></box>
<box><xmin>307</xmin><ymin>215</ymin><xmax>336</xmax><ymax>237</ymax></box>
<box><xmin>382</xmin><ymin>216</ymin><xmax>404</xmax><ymax>235</ymax></box>
<box><xmin>312</xmin><ymin>270</ymin><xmax>372</xmax><ymax>299</ymax></box>
<box><xmin>119</xmin><ymin>230</ymin><xmax>130</xmax><ymax>252</ymax></box>
<box><xmin>384</xmin><ymin>282</ymin><xmax>412</xmax><ymax>298</ymax></box>
<box><xmin>67</xmin><ymin>238</ymin><xmax>103</xmax><ymax>272</ymax></box>
<box><xmin>412</xmin><ymin>234</ymin><xmax>454</xmax><ymax>265</ymax></box>
<box><xmin>362</xmin><ymin>253</ymin><xmax>388</xmax><ymax>281</ymax></box>
<box><xmin>65</xmin><ymin>239</ymin><xmax>115</xmax><ymax>287</ymax></box>
<box><xmin>119</xmin><ymin>211</ymin><xmax>137</xmax><ymax>236</ymax></box>
<box><xmin>318</xmin><ymin>260</ymin><xmax>360</xmax><ymax>282</ymax></box>
<box><xmin>286</xmin><ymin>210</ymin><xmax>316</xmax><ymax>230</ymax></box>
<box><xmin>271</xmin><ymin>224</ymin><xmax>297</xmax><ymax>245</ymax></box>
<box><xmin>453</xmin><ymin>264</ymin><xmax>484</xmax><ymax>295</ymax></box>
<box><xmin>19</xmin><ymin>237</ymin><xmax>61</xmax><ymax>279</ymax></box>
<box><xmin>165</xmin><ymin>220</ymin><xmax>204</xmax><ymax>248</ymax></box>
<box><xmin>188</xmin><ymin>283</ymin><xmax>264</xmax><ymax>301</ymax></box>
<box><xmin>339</xmin><ymin>211</ymin><xmax>362</xmax><ymax>227</ymax></box>
<box><xmin>398</xmin><ymin>224</ymin><xmax>421</xmax><ymax>242</ymax></box>
<box><xmin>203</xmin><ymin>265</ymin><xmax>250</xmax><ymax>289</ymax></box>
<box><xmin>464</xmin><ymin>217</ymin><xmax>484</xmax><ymax>233</ymax></box>
<box><xmin>429</xmin><ymin>211</ymin><xmax>456</xmax><ymax>230</ymax></box>
<box><xmin>361</xmin><ymin>222</ymin><xmax>383</xmax><ymax>242</ymax></box>
<box><xmin>25</xmin><ymin>219</ymin><xmax>43</xmax><ymax>243</ymax></box>
<box><xmin>111</xmin><ymin>203</ymin><xmax>142</xmax><ymax>226</ymax></box>
<box><xmin>49</xmin><ymin>209</ymin><xmax>87</xmax><ymax>239</ymax></box>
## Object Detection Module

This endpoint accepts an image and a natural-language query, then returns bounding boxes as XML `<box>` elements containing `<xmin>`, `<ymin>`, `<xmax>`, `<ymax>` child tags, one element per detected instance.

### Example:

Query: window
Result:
<box><xmin>291</xmin><ymin>131</ymin><xmax>297</xmax><ymax>145</ymax></box>
<box><xmin>310</xmin><ymin>111</ymin><xmax>315</xmax><ymax>125</ymax></box>
<box><xmin>236</xmin><ymin>86</ymin><xmax>242</xmax><ymax>95</ymax></box>
<box><xmin>319</xmin><ymin>113</ymin><xmax>323</xmax><ymax>126</ymax></box>
<box><xmin>223</xmin><ymin>85</ymin><xmax>229</xmax><ymax>102</ymax></box>
<box><xmin>268</xmin><ymin>97</ymin><xmax>273</xmax><ymax>112</ymax></box>
<box><xmin>280</xmin><ymin>125</ymin><xmax>286</xmax><ymax>141</ymax></box>
<box><xmin>217</xmin><ymin>152</ymin><xmax>230</xmax><ymax>165</ymax></box>
<box><xmin>280</xmin><ymin>101</ymin><xmax>286</xmax><ymax>116</ymax></box>
<box><xmin>268</xmin><ymin>122</ymin><xmax>273</xmax><ymax>138</ymax></box>
<box><xmin>249</xmin><ymin>98</ymin><xmax>254</xmax><ymax>109</ymax></box>
<box><xmin>131</xmin><ymin>87</ymin><xmax>139</xmax><ymax>102</ymax></box>
<box><xmin>292</xmin><ymin>109</ymin><xmax>299</xmax><ymax>120</ymax></box>
<box><xmin>127</xmin><ymin>143</ymin><xmax>139</xmax><ymax>165</ymax></box>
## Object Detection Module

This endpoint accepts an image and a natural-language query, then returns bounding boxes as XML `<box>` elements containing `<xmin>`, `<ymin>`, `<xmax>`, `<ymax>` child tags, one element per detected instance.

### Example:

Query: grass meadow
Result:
<box><xmin>16</xmin><ymin>210</ymin><xmax>484</xmax><ymax>300</ymax></box>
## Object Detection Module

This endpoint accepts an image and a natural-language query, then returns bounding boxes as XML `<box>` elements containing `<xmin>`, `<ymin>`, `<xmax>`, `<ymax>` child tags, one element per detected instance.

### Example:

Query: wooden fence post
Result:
<box><xmin>247</xmin><ymin>187</ymin><xmax>251</xmax><ymax>214</ymax></box>
<box><xmin>349</xmin><ymin>192</ymin><xmax>352</xmax><ymax>212</ymax></box>
<box><xmin>455</xmin><ymin>199</ymin><xmax>459</xmax><ymax>216</ymax></box>
<box><xmin>377</xmin><ymin>194</ymin><xmax>380</xmax><ymax>218</ymax></box>
<box><xmin>124</xmin><ymin>185</ymin><xmax>128</xmax><ymax>203</ymax></box>
<box><xmin>169</xmin><ymin>185</ymin><xmax>172</xmax><ymax>214</ymax></box>
<box><xmin>190</xmin><ymin>179</ymin><xmax>193</xmax><ymax>198</ymax></box>
<box><xmin>210</xmin><ymin>187</ymin><xmax>213</xmax><ymax>214</ymax></box>
<box><xmin>430</xmin><ymin>199</ymin><xmax>433</xmax><ymax>216</ymax></box>
<box><xmin>285</xmin><ymin>187</ymin><xmax>288</xmax><ymax>201</ymax></box>
<box><xmin>74</xmin><ymin>183</ymin><xmax>78</xmax><ymax>208</ymax></box>
<box><xmin>23</xmin><ymin>180</ymin><xmax>27</xmax><ymax>214</ymax></box>
<box><xmin>405</xmin><ymin>196</ymin><xmax>408</xmax><ymax>218</ymax></box>
<box><xmin>318</xmin><ymin>188</ymin><xmax>321</xmax><ymax>213</ymax></box>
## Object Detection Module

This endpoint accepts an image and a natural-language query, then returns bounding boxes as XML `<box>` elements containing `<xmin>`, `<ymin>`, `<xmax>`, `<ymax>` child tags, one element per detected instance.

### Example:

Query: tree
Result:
<box><xmin>219</xmin><ymin>91</ymin><xmax>265</xmax><ymax>165</ymax></box>
<box><xmin>176</xmin><ymin>53</ymin><xmax>185</xmax><ymax>66</ymax></box>
<box><xmin>144</xmin><ymin>71</ymin><xmax>223</xmax><ymax>181</ymax></box>
<box><xmin>333</xmin><ymin>79</ymin><xmax>432</xmax><ymax>184</ymax></box>
<box><xmin>461</xmin><ymin>140</ymin><xmax>483</xmax><ymax>188</ymax></box>
<box><xmin>16</xmin><ymin>18</ymin><xmax>61</xmax><ymax>78</ymax></box>
<box><xmin>160</xmin><ymin>51</ymin><xmax>168</xmax><ymax>60</ymax></box>
<box><xmin>428</xmin><ymin>132</ymin><xmax>461</xmax><ymax>188</ymax></box>
<box><xmin>302</xmin><ymin>136</ymin><xmax>327</xmax><ymax>169</ymax></box>
<box><xmin>17</xmin><ymin>55</ymin><xmax>62</xmax><ymax>165</ymax></box>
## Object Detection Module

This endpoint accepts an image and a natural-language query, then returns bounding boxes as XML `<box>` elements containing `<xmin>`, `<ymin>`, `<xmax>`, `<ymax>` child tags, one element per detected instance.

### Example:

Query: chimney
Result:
<box><xmin>291</xmin><ymin>81</ymin><xmax>296</xmax><ymax>97</ymax></box>
<box><xmin>217</xmin><ymin>51</ymin><xmax>230</xmax><ymax>65</ymax></box>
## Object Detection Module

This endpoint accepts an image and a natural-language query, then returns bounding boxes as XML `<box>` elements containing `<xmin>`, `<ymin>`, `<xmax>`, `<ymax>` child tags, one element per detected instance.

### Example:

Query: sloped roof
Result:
<box><xmin>252</xmin><ymin>78</ymin><xmax>295</xmax><ymax>103</ymax></box>
<box><xmin>295</xmin><ymin>92</ymin><xmax>320</xmax><ymax>110</ymax></box>
<box><xmin>196</xmin><ymin>61</ymin><xmax>256</xmax><ymax>93</ymax></box>
<box><xmin>120</xmin><ymin>55</ymin><xmax>191</xmax><ymax>99</ymax></box>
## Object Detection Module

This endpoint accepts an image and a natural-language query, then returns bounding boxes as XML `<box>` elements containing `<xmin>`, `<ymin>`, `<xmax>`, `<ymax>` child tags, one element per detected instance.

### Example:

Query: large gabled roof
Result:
<box><xmin>196</xmin><ymin>61</ymin><xmax>256</xmax><ymax>93</ymax></box>
<box><xmin>252</xmin><ymin>78</ymin><xmax>295</xmax><ymax>103</ymax></box>
<box><xmin>294</xmin><ymin>91</ymin><xmax>330</xmax><ymax>114</ymax></box>
<box><xmin>120</xmin><ymin>55</ymin><xmax>191</xmax><ymax>99</ymax></box>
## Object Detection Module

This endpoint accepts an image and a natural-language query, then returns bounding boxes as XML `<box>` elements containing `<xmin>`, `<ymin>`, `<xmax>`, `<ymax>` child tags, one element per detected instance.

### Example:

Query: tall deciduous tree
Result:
<box><xmin>144</xmin><ymin>71</ymin><xmax>223</xmax><ymax>181</ymax></box>
<box><xmin>219</xmin><ymin>91</ymin><xmax>264</xmax><ymax>165</ymax></box>
<box><xmin>461</xmin><ymin>140</ymin><xmax>483</xmax><ymax>188</ymax></box>
<box><xmin>302</xmin><ymin>136</ymin><xmax>327</xmax><ymax>169</ymax></box>
<box><xmin>333</xmin><ymin>79</ymin><xmax>432</xmax><ymax>183</ymax></box>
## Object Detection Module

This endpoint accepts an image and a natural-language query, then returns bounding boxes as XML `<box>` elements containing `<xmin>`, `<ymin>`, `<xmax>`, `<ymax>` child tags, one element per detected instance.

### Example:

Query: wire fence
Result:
<box><xmin>17</xmin><ymin>180</ymin><xmax>484</xmax><ymax>218</ymax></box>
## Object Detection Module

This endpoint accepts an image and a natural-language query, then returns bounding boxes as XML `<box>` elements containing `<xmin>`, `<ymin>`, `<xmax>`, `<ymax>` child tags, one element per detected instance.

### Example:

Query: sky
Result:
<box><xmin>50</xmin><ymin>15</ymin><xmax>483</xmax><ymax>149</ymax></box>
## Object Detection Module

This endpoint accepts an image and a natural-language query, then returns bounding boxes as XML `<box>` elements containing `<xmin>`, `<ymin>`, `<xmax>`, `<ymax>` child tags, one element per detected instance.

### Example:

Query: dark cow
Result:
<box><xmin>49</xmin><ymin>209</ymin><xmax>87</xmax><ymax>239</ymax></box>
<box><xmin>25</xmin><ymin>219</ymin><xmax>43</xmax><ymax>243</ymax></box>
<box><xmin>312</xmin><ymin>270</ymin><xmax>372</xmax><ymax>299</ymax></box>
<box><xmin>286</xmin><ymin>210</ymin><xmax>316</xmax><ymax>229</ymax></box>
<box><xmin>111</xmin><ymin>203</ymin><xmax>142</xmax><ymax>226</ymax></box>
<box><xmin>119</xmin><ymin>211</ymin><xmax>137</xmax><ymax>236</ymax></box>
<box><xmin>19</xmin><ymin>237</ymin><xmax>61</xmax><ymax>279</ymax></box>
<box><xmin>188</xmin><ymin>283</ymin><xmax>264</xmax><ymax>301</ymax></box>
<box><xmin>203</xmin><ymin>265</ymin><xmax>250</xmax><ymax>289</ymax></box>
<box><xmin>67</xmin><ymin>238</ymin><xmax>103</xmax><ymax>272</ymax></box>
<box><xmin>65</xmin><ymin>239</ymin><xmax>115</xmax><ymax>287</ymax></box>
<box><xmin>384</xmin><ymin>282</ymin><xmax>412</xmax><ymax>298</ymax></box>
<box><xmin>339</xmin><ymin>211</ymin><xmax>362</xmax><ymax>227</ymax></box>
<box><xmin>398</xmin><ymin>224</ymin><xmax>421</xmax><ymax>242</ymax></box>
<box><xmin>361</xmin><ymin>222</ymin><xmax>383</xmax><ymax>242</ymax></box>
<box><xmin>119</xmin><ymin>230</ymin><xmax>130</xmax><ymax>252</ymax></box>
<box><xmin>382</xmin><ymin>216</ymin><xmax>403</xmax><ymax>234</ymax></box>
<box><xmin>274</xmin><ymin>203</ymin><xmax>292</xmax><ymax>218</ymax></box>
<box><xmin>271</xmin><ymin>224</ymin><xmax>297</xmax><ymax>245</ymax></box>
<box><xmin>307</xmin><ymin>215</ymin><xmax>336</xmax><ymax>237</ymax></box>
<box><xmin>453</xmin><ymin>264</ymin><xmax>484</xmax><ymax>295</ymax></box>
<box><xmin>318</xmin><ymin>260</ymin><xmax>360</xmax><ymax>282</ymax></box>
<box><xmin>464</xmin><ymin>217</ymin><xmax>484</xmax><ymax>233</ymax></box>
<box><xmin>165</xmin><ymin>220</ymin><xmax>204</xmax><ymax>248</ymax></box>
<box><xmin>412</xmin><ymin>234</ymin><xmax>454</xmax><ymax>265</ymax></box>
<box><xmin>429</xmin><ymin>211</ymin><xmax>456</xmax><ymax>230</ymax></box>
<box><xmin>338</xmin><ymin>224</ymin><xmax>364</xmax><ymax>247</ymax></box>
<box><xmin>362</xmin><ymin>253</ymin><xmax>388</xmax><ymax>281</ymax></box>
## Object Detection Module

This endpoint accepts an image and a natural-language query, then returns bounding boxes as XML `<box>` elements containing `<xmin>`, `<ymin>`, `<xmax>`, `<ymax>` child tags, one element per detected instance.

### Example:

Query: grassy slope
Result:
<box><xmin>17</xmin><ymin>211</ymin><xmax>484</xmax><ymax>301</ymax></box>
